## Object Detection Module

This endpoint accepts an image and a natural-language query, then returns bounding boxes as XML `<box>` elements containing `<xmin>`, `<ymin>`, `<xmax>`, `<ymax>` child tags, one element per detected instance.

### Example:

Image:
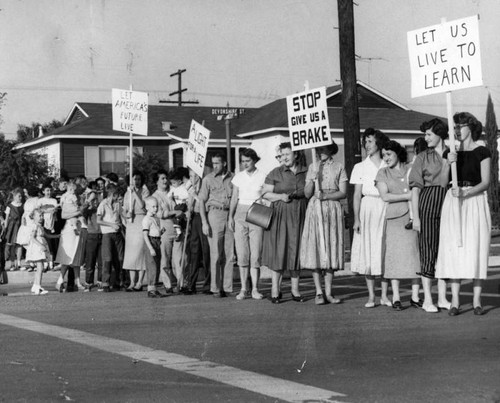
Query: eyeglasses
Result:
<box><xmin>454</xmin><ymin>123</ymin><xmax>469</xmax><ymax>130</ymax></box>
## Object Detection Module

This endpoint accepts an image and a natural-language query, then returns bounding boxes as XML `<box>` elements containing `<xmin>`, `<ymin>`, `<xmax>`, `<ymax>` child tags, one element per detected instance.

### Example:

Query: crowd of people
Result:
<box><xmin>0</xmin><ymin>112</ymin><xmax>491</xmax><ymax>315</ymax></box>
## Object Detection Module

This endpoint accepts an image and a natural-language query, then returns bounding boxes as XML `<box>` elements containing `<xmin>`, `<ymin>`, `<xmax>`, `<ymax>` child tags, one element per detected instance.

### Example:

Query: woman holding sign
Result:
<box><xmin>262</xmin><ymin>142</ymin><xmax>308</xmax><ymax>304</ymax></box>
<box><xmin>350</xmin><ymin>128</ymin><xmax>391</xmax><ymax>308</ymax></box>
<box><xmin>436</xmin><ymin>112</ymin><xmax>491</xmax><ymax>316</ymax></box>
<box><xmin>300</xmin><ymin>141</ymin><xmax>347</xmax><ymax>305</ymax></box>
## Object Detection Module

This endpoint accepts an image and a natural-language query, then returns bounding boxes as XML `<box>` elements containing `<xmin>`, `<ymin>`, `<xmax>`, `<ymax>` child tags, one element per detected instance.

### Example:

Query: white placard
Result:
<box><xmin>112</xmin><ymin>88</ymin><xmax>148</xmax><ymax>135</ymax></box>
<box><xmin>185</xmin><ymin>120</ymin><xmax>211</xmax><ymax>177</ymax></box>
<box><xmin>407</xmin><ymin>15</ymin><xmax>482</xmax><ymax>98</ymax></box>
<box><xmin>286</xmin><ymin>86</ymin><xmax>332</xmax><ymax>151</ymax></box>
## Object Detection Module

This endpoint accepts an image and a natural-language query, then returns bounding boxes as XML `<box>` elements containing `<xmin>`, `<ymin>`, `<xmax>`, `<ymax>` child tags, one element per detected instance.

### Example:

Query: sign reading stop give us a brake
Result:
<box><xmin>286</xmin><ymin>87</ymin><xmax>332</xmax><ymax>151</ymax></box>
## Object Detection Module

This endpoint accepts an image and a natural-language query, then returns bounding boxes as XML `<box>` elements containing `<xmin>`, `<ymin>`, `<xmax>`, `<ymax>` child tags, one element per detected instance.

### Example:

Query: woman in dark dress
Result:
<box><xmin>262</xmin><ymin>142</ymin><xmax>308</xmax><ymax>304</ymax></box>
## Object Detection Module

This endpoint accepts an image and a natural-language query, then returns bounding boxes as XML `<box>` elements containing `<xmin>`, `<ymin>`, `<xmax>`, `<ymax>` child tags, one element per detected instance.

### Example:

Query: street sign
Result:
<box><xmin>286</xmin><ymin>86</ymin><xmax>332</xmax><ymax>151</ymax></box>
<box><xmin>185</xmin><ymin>120</ymin><xmax>211</xmax><ymax>177</ymax></box>
<box><xmin>112</xmin><ymin>88</ymin><xmax>148</xmax><ymax>135</ymax></box>
<box><xmin>407</xmin><ymin>15</ymin><xmax>482</xmax><ymax>98</ymax></box>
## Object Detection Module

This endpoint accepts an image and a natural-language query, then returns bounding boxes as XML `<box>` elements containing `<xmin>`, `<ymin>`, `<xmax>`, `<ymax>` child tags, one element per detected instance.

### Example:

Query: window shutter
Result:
<box><xmin>84</xmin><ymin>146</ymin><xmax>100</xmax><ymax>179</ymax></box>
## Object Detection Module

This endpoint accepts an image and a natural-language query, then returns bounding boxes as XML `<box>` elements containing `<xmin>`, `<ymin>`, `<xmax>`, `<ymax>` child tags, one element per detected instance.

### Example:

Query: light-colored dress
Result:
<box><xmin>349</xmin><ymin>157</ymin><xmax>387</xmax><ymax>276</ymax></box>
<box><xmin>55</xmin><ymin>193</ymin><xmax>81</xmax><ymax>265</ymax></box>
<box><xmin>25</xmin><ymin>223</ymin><xmax>49</xmax><ymax>263</ymax></box>
<box><xmin>436</xmin><ymin>147</ymin><xmax>491</xmax><ymax>279</ymax></box>
<box><xmin>123</xmin><ymin>185</ymin><xmax>150</xmax><ymax>271</ymax></box>
<box><xmin>375</xmin><ymin>165</ymin><xmax>420</xmax><ymax>279</ymax></box>
<box><xmin>300</xmin><ymin>159</ymin><xmax>347</xmax><ymax>271</ymax></box>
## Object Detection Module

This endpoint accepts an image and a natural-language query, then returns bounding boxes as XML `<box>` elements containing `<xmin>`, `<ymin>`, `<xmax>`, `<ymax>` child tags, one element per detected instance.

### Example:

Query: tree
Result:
<box><xmin>485</xmin><ymin>93</ymin><xmax>500</xmax><ymax>227</ymax></box>
<box><xmin>16</xmin><ymin>119</ymin><xmax>63</xmax><ymax>143</ymax></box>
<box><xmin>131</xmin><ymin>151</ymin><xmax>169</xmax><ymax>190</ymax></box>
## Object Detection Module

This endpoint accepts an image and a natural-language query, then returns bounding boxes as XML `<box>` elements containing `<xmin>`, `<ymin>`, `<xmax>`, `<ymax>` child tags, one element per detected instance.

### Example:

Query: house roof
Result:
<box><xmin>15</xmin><ymin>102</ymin><xmax>258</xmax><ymax>149</ymax></box>
<box><xmin>236</xmin><ymin>81</ymin><xmax>443</xmax><ymax>138</ymax></box>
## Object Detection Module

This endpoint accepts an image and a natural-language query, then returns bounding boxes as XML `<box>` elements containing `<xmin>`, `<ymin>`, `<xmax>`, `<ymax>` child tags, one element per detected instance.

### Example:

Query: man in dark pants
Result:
<box><xmin>183</xmin><ymin>171</ymin><xmax>211</xmax><ymax>294</ymax></box>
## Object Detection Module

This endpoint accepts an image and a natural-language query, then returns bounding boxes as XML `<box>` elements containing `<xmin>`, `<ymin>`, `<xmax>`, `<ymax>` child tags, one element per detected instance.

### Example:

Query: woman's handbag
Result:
<box><xmin>245</xmin><ymin>199</ymin><xmax>273</xmax><ymax>230</ymax></box>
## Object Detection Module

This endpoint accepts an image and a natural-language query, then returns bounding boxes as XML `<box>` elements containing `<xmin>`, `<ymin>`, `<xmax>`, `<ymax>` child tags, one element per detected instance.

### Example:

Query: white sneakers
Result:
<box><xmin>31</xmin><ymin>285</ymin><xmax>48</xmax><ymax>295</ymax></box>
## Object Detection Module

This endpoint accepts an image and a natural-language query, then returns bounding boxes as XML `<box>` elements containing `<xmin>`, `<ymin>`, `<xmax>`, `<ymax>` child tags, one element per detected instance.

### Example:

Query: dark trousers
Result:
<box><xmin>85</xmin><ymin>233</ymin><xmax>102</xmax><ymax>285</ymax></box>
<box><xmin>101</xmin><ymin>232</ymin><xmax>124</xmax><ymax>287</ymax></box>
<box><xmin>184</xmin><ymin>213</ymin><xmax>211</xmax><ymax>291</ymax></box>
<box><xmin>145</xmin><ymin>236</ymin><xmax>162</xmax><ymax>288</ymax></box>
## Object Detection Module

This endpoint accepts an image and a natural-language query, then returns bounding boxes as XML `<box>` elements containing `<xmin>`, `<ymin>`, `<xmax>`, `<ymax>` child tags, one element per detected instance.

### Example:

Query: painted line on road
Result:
<box><xmin>0</xmin><ymin>313</ymin><xmax>349</xmax><ymax>403</ymax></box>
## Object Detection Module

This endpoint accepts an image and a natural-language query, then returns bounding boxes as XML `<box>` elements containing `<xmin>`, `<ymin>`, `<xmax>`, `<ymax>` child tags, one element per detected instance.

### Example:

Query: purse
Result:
<box><xmin>245</xmin><ymin>199</ymin><xmax>273</xmax><ymax>230</ymax></box>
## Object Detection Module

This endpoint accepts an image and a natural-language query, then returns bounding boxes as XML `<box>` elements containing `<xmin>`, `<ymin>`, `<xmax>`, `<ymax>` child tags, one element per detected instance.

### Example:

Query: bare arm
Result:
<box><xmin>376</xmin><ymin>182</ymin><xmax>411</xmax><ymax>203</ymax></box>
<box><xmin>262</xmin><ymin>183</ymin><xmax>290</xmax><ymax>203</ymax></box>
<box><xmin>228</xmin><ymin>186</ymin><xmax>239</xmax><ymax>232</ymax></box>
<box><xmin>352</xmin><ymin>184</ymin><xmax>362</xmax><ymax>233</ymax></box>
<box><xmin>411</xmin><ymin>187</ymin><xmax>421</xmax><ymax>232</ymax></box>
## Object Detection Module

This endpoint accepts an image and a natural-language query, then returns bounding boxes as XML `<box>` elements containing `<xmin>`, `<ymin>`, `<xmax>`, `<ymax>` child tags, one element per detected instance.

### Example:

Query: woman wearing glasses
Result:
<box><xmin>436</xmin><ymin>112</ymin><xmax>491</xmax><ymax>316</ymax></box>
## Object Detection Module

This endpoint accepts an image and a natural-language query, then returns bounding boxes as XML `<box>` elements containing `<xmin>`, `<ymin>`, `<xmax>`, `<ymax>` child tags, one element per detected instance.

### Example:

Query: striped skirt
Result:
<box><xmin>417</xmin><ymin>186</ymin><xmax>447</xmax><ymax>278</ymax></box>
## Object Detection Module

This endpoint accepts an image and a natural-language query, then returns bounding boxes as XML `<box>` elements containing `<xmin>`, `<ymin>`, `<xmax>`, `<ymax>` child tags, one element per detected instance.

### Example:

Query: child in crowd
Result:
<box><xmin>26</xmin><ymin>208</ymin><xmax>50</xmax><ymax>295</ymax></box>
<box><xmin>60</xmin><ymin>182</ymin><xmax>84</xmax><ymax>236</ymax></box>
<box><xmin>168</xmin><ymin>168</ymin><xmax>191</xmax><ymax>242</ymax></box>
<box><xmin>142</xmin><ymin>197</ymin><xmax>167</xmax><ymax>298</ymax></box>
<box><xmin>82</xmin><ymin>191</ymin><xmax>102</xmax><ymax>290</ymax></box>
<box><xmin>96</xmin><ymin>184</ymin><xmax>125</xmax><ymax>292</ymax></box>
<box><xmin>37</xmin><ymin>185</ymin><xmax>58</xmax><ymax>270</ymax></box>
<box><xmin>3</xmin><ymin>188</ymin><xmax>24</xmax><ymax>271</ymax></box>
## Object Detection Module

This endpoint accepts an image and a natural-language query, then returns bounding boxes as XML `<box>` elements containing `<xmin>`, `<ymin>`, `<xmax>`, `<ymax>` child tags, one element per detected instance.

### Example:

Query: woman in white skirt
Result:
<box><xmin>123</xmin><ymin>170</ymin><xmax>150</xmax><ymax>291</ymax></box>
<box><xmin>436</xmin><ymin>112</ymin><xmax>491</xmax><ymax>316</ymax></box>
<box><xmin>300</xmin><ymin>141</ymin><xmax>347</xmax><ymax>305</ymax></box>
<box><xmin>350</xmin><ymin>128</ymin><xmax>391</xmax><ymax>308</ymax></box>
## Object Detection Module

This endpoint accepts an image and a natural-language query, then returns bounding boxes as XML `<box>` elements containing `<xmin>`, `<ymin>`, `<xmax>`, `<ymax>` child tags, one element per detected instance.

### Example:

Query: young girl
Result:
<box><xmin>37</xmin><ymin>185</ymin><xmax>58</xmax><ymax>270</ymax></box>
<box><xmin>3</xmin><ymin>188</ymin><xmax>24</xmax><ymax>271</ymax></box>
<box><xmin>26</xmin><ymin>208</ymin><xmax>50</xmax><ymax>295</ymax></box>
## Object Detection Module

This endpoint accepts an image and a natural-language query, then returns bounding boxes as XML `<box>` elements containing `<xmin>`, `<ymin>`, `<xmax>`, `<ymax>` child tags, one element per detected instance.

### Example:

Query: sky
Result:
<box><xmin>1</xmin><ymin>0</ymin><xmax>499</xmax><ymax>140</ymax></box>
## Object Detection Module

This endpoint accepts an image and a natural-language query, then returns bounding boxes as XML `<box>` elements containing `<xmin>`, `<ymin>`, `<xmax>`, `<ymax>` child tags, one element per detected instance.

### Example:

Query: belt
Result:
<box><xmin>457</xmin><ymin>181</ymin><xmax>478</xmax><ymax>187</ymax></box>
<box><xmin>148</xmin><ymin>236</ymin><xmax>161</xmax><ymax>240</ymax></box>
<box><xmin>210</xmin><ymin>206</ymin><xmax>229</xmax><ymax>211</ymax></box>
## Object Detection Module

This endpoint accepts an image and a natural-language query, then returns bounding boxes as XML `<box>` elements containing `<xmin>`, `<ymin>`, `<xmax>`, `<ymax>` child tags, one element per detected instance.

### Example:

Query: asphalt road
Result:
<box><xmin>1</xmin><ymin>266</ymin><xmax>500</xmax><ymax>403</ymax></box>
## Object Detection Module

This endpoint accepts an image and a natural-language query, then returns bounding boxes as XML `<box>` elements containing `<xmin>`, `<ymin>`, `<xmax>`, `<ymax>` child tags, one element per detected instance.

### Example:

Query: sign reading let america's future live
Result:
<box><xmin>286</xmin><ymin>87</ymin><xmax>332</xmax><ymax>151</ymax></box>
<box><xmin>407</xmin><ymin>15</ymin><xmax>482</xmax><ymax>98</ymax></box>
<box><xmin>112</xmin><ymin>89</ymin><xmax>148</xmax><ymax>135</ymax></box>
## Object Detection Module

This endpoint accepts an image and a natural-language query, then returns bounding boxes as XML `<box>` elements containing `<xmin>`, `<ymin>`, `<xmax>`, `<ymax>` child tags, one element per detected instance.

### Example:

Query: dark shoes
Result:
<box><xmin>291</xmin><ymin>294</ymin><xmax>305</xmax><ymax>303</ymax></box>
<box><xmin>271</xmin><ymin>297</ymin><xmax>280</xmax><ymax>304</ymax></box>
<box><xmin>473</xmin><ymin>306</ymin><xmax>484</xmax><ymax>316</ymax></box>
<box><xmin>448</xmin><ymin>307</ymin><xmax>460</xmax><ymax>316</ymax></box>
<box><xmin>392</xmin><ymin>301</ymin><xmax>403</xmax><ymax>311</ymax></box>
<box><xmin>148</xmin><ymin>290</ymin><xmax>166</xmax><ymax>298</ymax></box>
<box><xmin>213</xmin><ymin>291</ymin><xmax>227</xmax><ymax>298</ymax></box>
<box><xmin>405</xmin><ymin>219</ymin><xmax>413</xmax><ymax>230</ymax></box>
<box><xmin>410</xmin><ymin>298</ymin><xmax>423</xmax><ymax>308</ymax></box>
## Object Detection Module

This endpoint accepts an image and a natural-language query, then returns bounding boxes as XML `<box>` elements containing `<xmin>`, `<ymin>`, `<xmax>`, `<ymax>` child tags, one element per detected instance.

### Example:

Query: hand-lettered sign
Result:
<box><xmin>407</xmin><ymin>15</ymin><xmax>482</xmax><ymax>98</ymax></box>
<box><xmin>112</xmin><ymin>88</ymin><xmax>148</xmax><ymax>135</ymax></box>
<box><xmin>185</xmin><ymin>120</ymin><xmax>211</xmax><ymax>177</ymax></box>
<box><xmin>286</xmin><ymin>86</ymin><xmax>332</xmax><ymax>151</ymax></box>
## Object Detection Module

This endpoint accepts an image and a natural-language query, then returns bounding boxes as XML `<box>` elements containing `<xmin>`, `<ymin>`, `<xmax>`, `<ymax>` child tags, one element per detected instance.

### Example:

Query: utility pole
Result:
<box><xmin>159</xmin><ymin>69</ymin><xmax>199</xmax><ymax>106</ymax></box>
<box><xmin>337</xmin><ymin>0</ymin><xmax>361</xmax><ymax>234</ymax></box>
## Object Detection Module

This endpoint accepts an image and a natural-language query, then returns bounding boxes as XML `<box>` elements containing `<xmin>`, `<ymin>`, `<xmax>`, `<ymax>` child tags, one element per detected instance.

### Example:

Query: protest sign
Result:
<box><xmin>112</xmin><ymin>88</ymin><xmax>148</xmax><ymax>135</ymax></box>
<box><xmin>286</xmin><ymin>86</ymin><xmax>332</xmax><ymax>151</ymax></box>
<box><xmin>407</xmin><ymin>15</ymin><xmax>482</xmax><ymax>98</ymax></box>
<box><xmin>185</xmin><ymin>120</ymin><xmax>210</xmax><ymax>177</ymax></box>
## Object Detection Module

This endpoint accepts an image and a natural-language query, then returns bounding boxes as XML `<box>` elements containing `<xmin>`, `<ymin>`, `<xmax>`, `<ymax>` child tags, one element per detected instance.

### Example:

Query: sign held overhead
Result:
<box><xmin>185</xmin><ymin>120</ymin><xmax>211</xmax><ymax>177</ymax></box>
<box><xmin>112</xmin><ymin>88</ymin><xmax>149</xmax><ymax>135</ymax></box>
<box><xmin>407</xmin><ymin>15</ymin><xmax>482</xmax><ymax>98</ymax></box>
<box><xmin>286</xmin><ymin>86</ymin><xmax>332</xmax><ymax>151</ymax></box>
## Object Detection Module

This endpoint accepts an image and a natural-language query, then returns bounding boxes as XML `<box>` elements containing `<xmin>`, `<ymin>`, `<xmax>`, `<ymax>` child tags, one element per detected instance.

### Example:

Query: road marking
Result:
<box><xmin>0</xmin><ymin>313</ymin><xmax>348</xmax><ymax>403</ymax></box>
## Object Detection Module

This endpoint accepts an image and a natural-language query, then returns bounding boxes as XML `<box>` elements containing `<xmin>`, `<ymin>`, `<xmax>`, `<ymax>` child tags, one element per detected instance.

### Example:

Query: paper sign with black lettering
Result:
<box><xmin>286</xmin><ymin>87</ymin><xmax>332</xmax><ymax>151</ymax></box>
<box><xmin>112</xmin><ymin>88</ymin><xmax>148</xmax><ymax>135</ymax></box>
<box><xmin>407</xmin><ymin>15</ymin><xmax>482</xmax><ymax>98</ymax></box>
<box><xmin>185</xmin><ymin>120</ymin><xmax>211</xmax><ymax>177</ymax></box>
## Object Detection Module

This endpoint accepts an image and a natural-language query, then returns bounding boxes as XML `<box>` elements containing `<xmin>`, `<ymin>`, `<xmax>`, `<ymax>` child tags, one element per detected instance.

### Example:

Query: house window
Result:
<box><xmin>84</xmin><ymin>146</ymin><xmax>143</xmax><ymax>179</ymax></box>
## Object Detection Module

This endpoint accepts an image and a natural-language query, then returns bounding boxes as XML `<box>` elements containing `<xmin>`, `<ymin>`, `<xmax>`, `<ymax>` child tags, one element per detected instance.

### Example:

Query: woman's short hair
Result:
<box><xmin>420</xmin><ymin>118</ymin><xmax>448</xmax><ymax>139</ymax></box>
<box><xmin>454</xmin><ymin>112</ymin><xmax>483</xmax><ymax>141</ymax></box>
<box><xmin>316</xmin><ymin>140</ymin><xmax>339</xmax><ymax>157</ymax></box>
<box><xmin>25</xmin><ymin>185</ymin><xmax>39</xmax><ymax>197</ymax></box>
<box><xmin>131</xmin><ymin>170</ymin><xmax>145</xmax><ymax>185</ymax></box>
<box><xmin>413</xmin><ymin>137</ymin><xmax>428</xmax><ymax>155</ymax></box>
<box><xmin>152</xmin><ymin>169</ymin><xmax>169</xmax><ymax>185</ymax></box>
<box><xmin>240</xmin><ymin>147</ymin><xmax>261</xmax><ymax>163</ymax></box>
<box><xmin>383</xmin><ymin>140</ymin><xmax>408</xmax><ymax>163</ymax></box>
<box><xmin>362</xmin><ymin>128</ymin><xmax>389</xmax><ymax>151</ymax></box>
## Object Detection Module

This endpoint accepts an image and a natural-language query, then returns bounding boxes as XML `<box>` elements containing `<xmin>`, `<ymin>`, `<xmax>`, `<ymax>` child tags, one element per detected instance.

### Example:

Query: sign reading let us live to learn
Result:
<box><xmin>407</xmin><ymin>15</ymin><xmax>482</xmax><ymax>98</ymax></box>
<box><xmin>112</xmin><ymin>89</ymin><xmax>148</xmax><ymax>135</ymax></box>
<box><xmin>286</xmin><ymin>86</ymin><xmax>332</xmax><ymax>151</ymax></box>
<box><xmin>185</xmin><ymin>120</ymin><xmax>211</xmax><ymax>177</ymax></box>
